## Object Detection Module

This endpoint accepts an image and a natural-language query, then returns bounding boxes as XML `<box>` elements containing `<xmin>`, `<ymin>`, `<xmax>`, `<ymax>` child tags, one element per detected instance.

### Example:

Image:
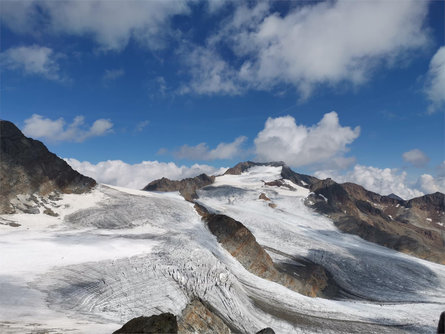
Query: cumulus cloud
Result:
<box><xmin>174</xmin><ymin>136</ymin><xmax>247</xmax><ymax>161</ymax></box>
<box><xmin>1</xmin><ymin>0</ymin><xmax>190</xmax><ymax>51</ymax></box>
<box><xmin>315</xmin><ymin>165</ymin><xmax>424</xmax><ymax>200</ymax></box>
<box><xmin>402</xmin><ymin>149</ymin><xmax>430</xmax><ymax>167</ymax></box>
<box><xmin>23</xmin><ymin>114</ymin><xmax>113</xmax><ymax>142</ymax></box>
<box><xmin>0</xmin><ymin>45</ymin><xmax>62</xmax><ymax>80</ymax></box>
<box><xmin>65</xmin><ymin>159</ymin><xmax>227</xmax><ymax>189</ymax></box>
<box><xmin>417</xmin><ymin>174</ymin><xmax>445</xmax><ymax>194</ymax></box>
<box><xmin>185</xmin><ymin>0</ymin><xmax>429</xmax><ymax>97</ymax></box>
<box><xmin>425</xmin><ymin>46</ymin><xmax>445</xmax><ymax>113</ymax></box>
<box><xmin>254</xmin><ymin>112</ymin><xmax>359</xmax><ymax>167</ymax></box>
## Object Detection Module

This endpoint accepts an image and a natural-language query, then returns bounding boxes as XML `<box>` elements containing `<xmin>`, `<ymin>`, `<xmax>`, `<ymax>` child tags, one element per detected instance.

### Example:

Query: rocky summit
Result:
<box><xmin>0</xmin><ymin>120</ymin><xmax>96</xmax><ymax>214</ymax></box>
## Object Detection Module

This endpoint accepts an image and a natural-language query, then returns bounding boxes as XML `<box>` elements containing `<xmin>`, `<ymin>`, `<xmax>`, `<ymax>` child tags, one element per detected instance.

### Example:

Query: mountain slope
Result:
<box><xmin>0</xmin><ymin>120</ymin><xmax>96</xmax><ymax>214</ymax></box>
<box><xmin>306</xmin><ymin>178</ymin><xmax>445</xmax><ymax>263</ymax></box>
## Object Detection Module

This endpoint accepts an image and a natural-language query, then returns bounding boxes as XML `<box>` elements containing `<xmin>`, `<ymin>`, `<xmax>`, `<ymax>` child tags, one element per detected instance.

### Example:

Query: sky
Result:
<box><xmin>1</xmin><ymin>0</ymin><xmax>444</xmax><ymax>199</ymax></box>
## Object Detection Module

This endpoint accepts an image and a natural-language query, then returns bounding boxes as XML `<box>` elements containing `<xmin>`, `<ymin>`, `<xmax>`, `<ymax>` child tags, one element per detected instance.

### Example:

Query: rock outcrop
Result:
<box><xmin>0</xmin><ymin>120</ymin><xmax>96</xmax><ymax>214</ymax></box>
<box><xmin>113</xmin><ymin>313</ymin><xmax>178</xmax><ymax>334</ymax></box>
<box><xmin>201</xmin><ymin>211</ymin><xmax>334</xmax><ymax>297</ymax></box>
<box><xmin>306</xmin><ymin>179</ymin><xmax>445</xmax><ymax>264</ymax></box>
<box><xmin>178</xmin><ymin>299</ymin><xmax>232</xmax><ymax>334</ymax></box>
<box><xmin>256</xmin><ymin>328</ymin><xmax>275</xmax><ymax>334</ymax></box>
<box><xmin>143</xmin><ymin>174</ymin><xmax>215</xmax><ymax>202</ymax></box>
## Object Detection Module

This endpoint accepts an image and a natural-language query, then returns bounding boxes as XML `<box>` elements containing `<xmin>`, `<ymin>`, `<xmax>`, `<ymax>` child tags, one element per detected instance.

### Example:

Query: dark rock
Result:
<box><xmin>259</xmin><ymin>193</ymin><xmax>270</xmax><ymax>201</ymax></box>
<box><xmin>388</xmin><ymin>193</ymin><xmax>404</xmax><ymax>201</ymax></box>
<box><xmin>43</xmin><ymin>208</ymin><xmax>58</xmax><ymax>217</ymax></box>
<box><xmin>256</xmin><ymin>328</ymin><xmax>275</xmax><ymax>334</ymax></box>
<box><xmin>0</xmin><ymin>120</ymin><xmax>96</xmax><ymax>214</ymax></box>
<box><xmin>143</xmin><ymin>174</ymin><xmax>214</xmax><ymax>202</ymax></box>
<box><xmin>113</xmin><ymin>313</ymin><xmax>178</xmax><ymax>334</ymax></box>
<box><xmin>438</xmin><ymin>311</ymin><xmax>445</xmax><ymax>334</ymax></box>
<box><xmin>280</xmin><ymin>165</ymin><xmax>319</xmax><ymax>188</ymax></box>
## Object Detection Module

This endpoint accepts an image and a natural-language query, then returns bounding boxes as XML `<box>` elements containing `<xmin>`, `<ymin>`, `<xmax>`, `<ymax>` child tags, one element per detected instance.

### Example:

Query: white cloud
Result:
<box><xmin>314</xmin><ymin>165</ymin><xmax>424</xmax><ymax>200</ymax></box>
<box><xmin>174</xmin><ymin>136</ymin><xmax>247</xmax><ymax>160</ymax></box>
<box><xmin>103</xmin><ymin>69</ymin><xmax>124</xmax><ymax>81</ymax></box>
<box><xmin>417</xmin><ymin>174</ymin><xmax>445</xmax><ymax>194</ymax></box>
<box><xmin>0</xmin><ymin>45</ymin><xmax>62</xmax><ymax>80</ymax></box>
<box><xmin>425</xmin><ymin>46</ymin><xmax>445</xmax><ymax>113</ymax></box>
<box><xmin>1</xmin><ymin>0</ymin><xmax>190</xmax><ymax>51</ymax></box>
<box><xmin>23</xmin><ymin>114</ymin><xmax>113</xmax><ymax>142</ymax></box>
<box><xmin>65</xmin><ymin>159</ymin><xmax>227</xmax><ymax>189</ymax></box>
<box><xmin>254</xmin><ymin>112</ymin><xmax>359</xmax><ymax>167</ymax></box>
<box><xmin>178</xmin><ymin>46</ymin><xmax>240</xmax><ymax>95</ymax></box>
<box><xmin>402</xmin><ymin>149</ymin><xmax>430</xmax><ymax>168</ymax></box>
<box><xmin>186</xmin><ymin>0</ymin><xmax>429</xmax><ymax>97</ymax></box>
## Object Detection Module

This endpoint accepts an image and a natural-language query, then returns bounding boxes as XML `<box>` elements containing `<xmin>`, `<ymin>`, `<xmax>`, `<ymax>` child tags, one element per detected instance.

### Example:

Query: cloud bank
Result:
<box><xmin>1</xmin><ymin>0</ymin><xmax>430</xmax><ymax>98</ymax></box>
<box><xmin>1</xmin><ymin>0</ymin><xmax>190</xmax><ymax>51</ymax></box>
<box><xmin>66</xmin><ymin>159</ymin><xmax>227</xmax><ymax>189</ymax></box>
<box><xmin>315</xmin><ymin>164</ymin><xmax>445</xmax><ymax>200</ymax></box>
<box><xmin>185</xmin><ymin>0</ymin><xmax>429</xmax><ymax>97</ymax></box>
<box><xmin>23</xmin><ymin>114</ymin><xmax>113</xmax><ymax>142</ymax></box>
<box><xmin>254</xmin><ymin>112</ymin><xmax>359</xmax><ymax>167</ymax></box>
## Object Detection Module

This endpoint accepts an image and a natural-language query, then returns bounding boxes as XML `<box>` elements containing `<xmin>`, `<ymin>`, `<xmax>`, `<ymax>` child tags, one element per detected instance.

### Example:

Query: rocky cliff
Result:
<box><xmin>0</xmin><ymin>120</ymin><xmax>96</xmax><ymax>214</ymax></box>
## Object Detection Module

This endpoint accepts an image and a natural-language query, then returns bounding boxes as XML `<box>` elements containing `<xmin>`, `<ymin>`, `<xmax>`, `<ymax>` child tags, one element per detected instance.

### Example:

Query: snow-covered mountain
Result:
<box><xmin>1</xmin><ymin>121</ymin><xmax>444</xmax><ymax>333</ymax></box>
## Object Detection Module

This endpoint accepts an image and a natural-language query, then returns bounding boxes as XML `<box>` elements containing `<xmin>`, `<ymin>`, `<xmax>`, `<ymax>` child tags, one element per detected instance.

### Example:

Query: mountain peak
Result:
<box><xmin>0</xmin><ymin>120</ymin><xmax>96</xmax><ymax>214</ymax></box>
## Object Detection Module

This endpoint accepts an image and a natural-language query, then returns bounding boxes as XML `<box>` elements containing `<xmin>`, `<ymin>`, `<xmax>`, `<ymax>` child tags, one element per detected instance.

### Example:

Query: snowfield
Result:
<box><xmin>0</xmin><ymin>166</ymin><xmax>444</xmax><ymax>333</ymax></box>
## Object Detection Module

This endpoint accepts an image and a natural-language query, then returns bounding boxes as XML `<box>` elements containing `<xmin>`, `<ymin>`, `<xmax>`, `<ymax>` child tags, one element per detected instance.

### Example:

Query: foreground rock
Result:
<box><xmin>113</xmin><ymin>313</ymin><xmax>178</xmax><ymax>333</ymax></box>
<box><xmin>0</xmin><ymin>120</ymin><xmax>96</xmax><ymax>214</ymax></box>
<box><xmin>143</xmin><ymin>174</ymin><xmax>215</xmax><ymax>201</ymax></box>
<box><xmin>178</xmin><ymin>299</ymin><xmax>232</xmax><ymax>334</ymax></box>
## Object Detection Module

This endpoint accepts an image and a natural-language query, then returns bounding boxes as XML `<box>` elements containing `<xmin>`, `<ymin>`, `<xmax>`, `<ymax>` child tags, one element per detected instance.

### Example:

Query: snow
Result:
<box><xmin>0</xmin><ymin>167</ymin><xmax>444</xmax><ymax>333</ymax></box>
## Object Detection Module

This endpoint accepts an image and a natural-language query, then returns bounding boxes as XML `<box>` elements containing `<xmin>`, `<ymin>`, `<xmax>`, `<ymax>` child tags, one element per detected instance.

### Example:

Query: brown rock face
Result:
<box><xmin>0</xmin><ymin>120</ymin><xmax>96</xmax><ymax>214</ymax></box>
<box><xmin>178</xmin><ymin>299</ymin><xmax>232</xmax><ymax>334</ymax></box>
<box><xmin>306</xmin><ymin>179</ymin><xmax>445</xmax><ymax>264</ymax></box>
<box><xmin>143</xmin><ymin>174</ymin><xmax>215</xmax><ymax>202</ymax></box>
<box><xmin>113</xmin><ymin>313</ymin><xmax>178</xmax><ymax>334</ymax></box>
<box><xmin>204</xmin><ymin>213</ymin><xmax>333</xmax><ymax>297</ymax></box>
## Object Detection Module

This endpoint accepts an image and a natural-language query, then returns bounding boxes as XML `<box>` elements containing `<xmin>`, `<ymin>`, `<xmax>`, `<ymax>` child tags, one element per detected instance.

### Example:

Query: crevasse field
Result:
<box><xmin>1</xmin><ymin>166</ymin><xmax>444</xmax><ymax>333</ymax></box>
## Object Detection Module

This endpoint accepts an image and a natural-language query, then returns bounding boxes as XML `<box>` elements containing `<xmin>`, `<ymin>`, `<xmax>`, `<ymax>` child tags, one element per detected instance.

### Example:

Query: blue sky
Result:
<box><xmin>1</xmin><ymin>0</ymin><xmax>444</xmax><ymax>198</ymax></box>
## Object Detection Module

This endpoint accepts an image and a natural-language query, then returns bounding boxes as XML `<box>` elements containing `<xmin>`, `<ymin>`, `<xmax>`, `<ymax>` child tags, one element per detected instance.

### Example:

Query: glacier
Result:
<box><xmin>0</xmin><ymin>166</ymin><xmax>444</xmax><ymax>333</ymax></box>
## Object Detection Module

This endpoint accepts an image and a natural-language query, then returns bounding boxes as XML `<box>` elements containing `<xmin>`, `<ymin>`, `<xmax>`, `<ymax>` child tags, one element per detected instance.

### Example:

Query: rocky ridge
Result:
<box><xmin>143</xmin><ymin>174</ymin><xmax>215</xmax><ymax>202</ymax></box>
<box><xmin>195</xmin><ymin>205</ymin><xmax>336</xmax><ymax>298</ymax></box>
<box><xmin>306</xmin><ymin>178</ymin><xmax>445</xmax><ymax>264</ymax></box>
<box><xmin>0</xmin><ymin>120</ymin><xmax>96</xmax><ymax>214</ymax></box>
